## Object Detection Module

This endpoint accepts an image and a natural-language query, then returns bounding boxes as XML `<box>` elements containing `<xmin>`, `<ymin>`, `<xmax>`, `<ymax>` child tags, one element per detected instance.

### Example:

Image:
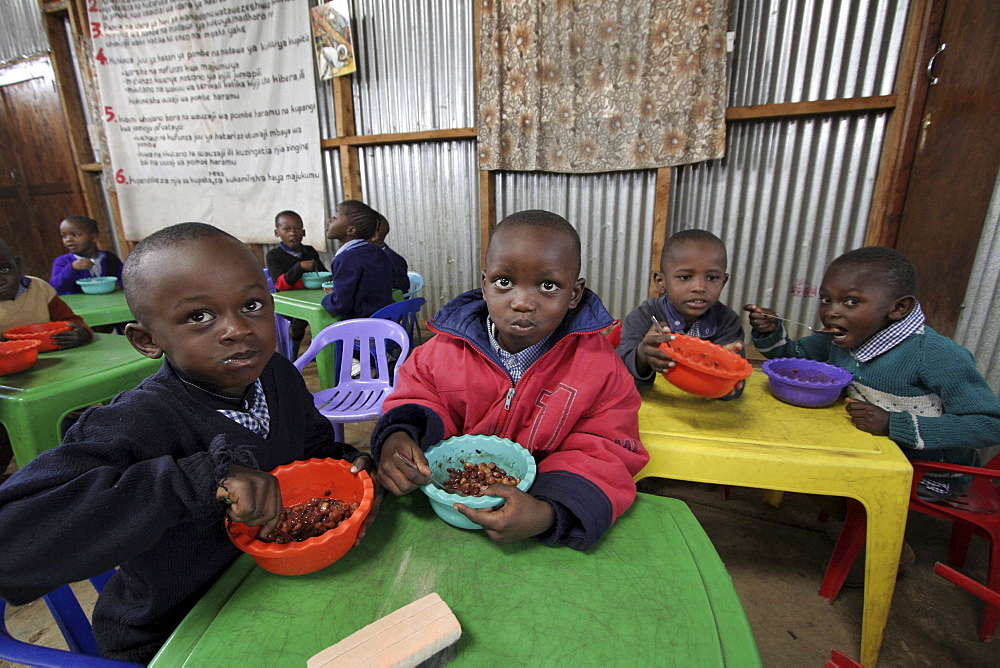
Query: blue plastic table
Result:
<box><xmin>150</xmin><ymin>493</ymin><xmax>760</xmax><ymax>666</ymax></box>
<box><xmin>0</xmin><ymin>334</ymin><xmax>161</xmax><ymax>466</ymax></box>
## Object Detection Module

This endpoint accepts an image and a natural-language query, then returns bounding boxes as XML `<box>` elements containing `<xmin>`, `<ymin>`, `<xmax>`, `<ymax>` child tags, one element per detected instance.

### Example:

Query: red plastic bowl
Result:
<box><xmin>3</xmin><ymin>321</ymin><xmax>72</xmax><ymax>353</ymax></box>
<box><xmin>659</xmin><ymin>333</ymin><xmax>753</xmax><ymax>398</ymax></box>
<box><xmin>0</xmin><ymin>339</ymin><xmax>41</xmax><ymax>376</ymax></box>
<box><xmin>226</xmin><ymin>458</ymin><xmax>374</xmax><ymax>576</ymax></box>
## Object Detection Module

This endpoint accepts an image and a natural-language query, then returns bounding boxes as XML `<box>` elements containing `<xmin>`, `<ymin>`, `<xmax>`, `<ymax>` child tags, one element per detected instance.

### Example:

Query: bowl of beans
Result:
<box><xmin>225</xmin><ymin>458</ymin><xmax>374</xmax><ymax>575</ymax></box>
<box><xmin>301</xmin><ymin>271</ymin><xmax>332</xmax><ymax>289</ymax></box>
<box><xmin>762</xmin><ymin>358</ymin><xmax>853</xmax><ymax>408</ymax></box>
<box><xmin>659</xmin><ymin>334</ymin><xmax>753</xmax><ymax>398</ymax></box>
<box><xmin>420</xmin><ymin>434</ymin><xmax>537</xmax><ymax>530</ymax></box>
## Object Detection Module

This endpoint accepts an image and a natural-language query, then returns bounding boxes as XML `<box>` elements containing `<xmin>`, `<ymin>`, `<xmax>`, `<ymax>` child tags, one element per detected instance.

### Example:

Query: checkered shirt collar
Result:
<box><xmin>486</xmin><ymin>315</ymin><xmax>553</xmax><ymax>385</ymax></box>
<box><xmin>216</xmin><ymin>379</ymin><xmax>271</xmax><ymax>437</ymax></box>
<box><xmin>662</xmin><ymin>297</ymin><xmax>717</xmax><ymax>338</ymax></box>
<box><xmin>852</xmin><ymin>302</ymin><xmax>926</xmax><ymax>362</ymax></box>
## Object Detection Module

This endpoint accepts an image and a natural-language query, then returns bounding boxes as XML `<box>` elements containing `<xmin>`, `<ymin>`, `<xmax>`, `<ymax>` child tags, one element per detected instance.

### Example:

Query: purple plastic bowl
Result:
<box><xmin>762</xmin><ymin>358</ymin><xmax>853</xmax><ymax>408</ymax></box>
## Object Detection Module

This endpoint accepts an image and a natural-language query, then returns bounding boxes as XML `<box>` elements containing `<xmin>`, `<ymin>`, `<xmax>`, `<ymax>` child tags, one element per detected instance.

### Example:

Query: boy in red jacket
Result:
<box><xmin>372</xmin><ymin>210</ymin><xmax>647</xmax><ymax>551</ymax></box>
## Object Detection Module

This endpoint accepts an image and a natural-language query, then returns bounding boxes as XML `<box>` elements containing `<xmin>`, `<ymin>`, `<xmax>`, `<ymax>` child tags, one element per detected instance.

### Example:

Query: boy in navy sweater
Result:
<box><xmin>322</xmin><ymin>200</ymin><xmax>395</xmax><ymax>319</ymax></box>
<box><xmin>746</xmin><ymin>246</ymin><xmax>1000</xmax><ymax>500</ymax></box>
<box><xmin>0</xmin><ymin>223</ymin><xmax>376</xmax><ymax>663</ymax></box>
<box><xmin>266</xmin><ymin>210</ymin><xmax>328</xmax><ymax>353</ymax></box>
<box><xmin>617</xmin><ymin>229</ymin><xmax>745</xmax><ymax>397</ymax></box>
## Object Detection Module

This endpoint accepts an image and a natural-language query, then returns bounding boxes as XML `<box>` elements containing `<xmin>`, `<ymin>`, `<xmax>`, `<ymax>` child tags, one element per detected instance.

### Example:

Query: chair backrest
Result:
<box><xmin>263</xmin><ymin>267</ymin><xmax>276</xmax><ymax>293</ymax></box>
<box><xmin>293</xmin><ymin>318</ymin><xmax>410</xmax><ymax>387</ymax></box>
<box><xmin>0</xmin><ymin>570</ymin><xmax>141</xmax><ymax>666</ymax></box>
<box><xmin>370</xmin><ymin>298</ymin><xmax>425</xmax><ymax>346</ymax></box>
<box><xmin>274</xmin><ymin>313</ymin><xmax>294</xmax><ymax>360</ymax></box>
<box><xmin>403</xmin><ymin>271</ymin><xmax>424</xmax><ymax>299</ymax></box>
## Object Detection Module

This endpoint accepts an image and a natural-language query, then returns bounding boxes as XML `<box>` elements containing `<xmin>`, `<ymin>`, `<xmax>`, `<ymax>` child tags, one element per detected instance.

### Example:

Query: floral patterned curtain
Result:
<box><xmin>477</xmin><ymin>0</ymin><xmax>729</xmax><ymax>173</ymax></box>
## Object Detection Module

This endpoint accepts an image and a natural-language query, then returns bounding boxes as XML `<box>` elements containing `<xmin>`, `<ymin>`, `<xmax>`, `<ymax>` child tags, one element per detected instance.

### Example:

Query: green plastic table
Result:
<box><xmin>271</xmin><ymin>289</ymin><xmax>339</xmax><ymax>388</ymax></box>
<box><xmin>150</xmin><ymin>493</ymin><xmax>760</xmax><ymax>667</ymax></box>
<box><xmin>0</xmin><ymin>333</ymin><xmax>161</xmax><ymax>466</ymax></box>
<box><xmin>61</xmin><ymin>290</ymin><xmax>133</xmax><ymax>327</ymax></box>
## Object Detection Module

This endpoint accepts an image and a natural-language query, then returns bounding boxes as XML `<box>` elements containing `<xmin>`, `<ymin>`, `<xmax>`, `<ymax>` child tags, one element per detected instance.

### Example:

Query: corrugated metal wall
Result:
<box><xmin>669</xmin><ymin>0</ymin><xmax>909</xmax><ymax>340</ymax></box>
<box><xmin>0</xmin><ymin>0</ymin><xmax>48</xmax><ymax>64</ymax></box>
<box><xmin>955</xmin><ymin>172</ymin><xmax>1000</xmax><ymax>393</ymax></box>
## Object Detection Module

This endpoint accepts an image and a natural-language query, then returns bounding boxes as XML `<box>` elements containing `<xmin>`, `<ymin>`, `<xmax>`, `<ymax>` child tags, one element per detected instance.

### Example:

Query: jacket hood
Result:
<box><xmin>428</xmin><ymin>287</ymin><xmax>614</xmax><ymax>353</ymax></box>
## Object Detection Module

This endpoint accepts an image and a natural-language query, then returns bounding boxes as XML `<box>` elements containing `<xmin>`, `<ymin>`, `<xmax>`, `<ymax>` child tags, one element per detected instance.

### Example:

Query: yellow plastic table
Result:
<box><xmin>61</xmin><ymin>290</ymin><xmax>133</xmax><ymax>328</ymax></box>
<box><xmin>150</xmin><ymin>493</ymin><xmax>760</xmax><ymax>666</ymax></box>
<box><xmin>271</xmin><ymin>289</ymin><xmax>339</xmax><ymax>388</ymax></box>
<box><xmin>0</xmin><ymin>334</ymin><xmax>161</xmax><ymax>466</ymax></box>
<box><xmin>637</xmin><ymin>371</ymin><xmax>912</xmax><ymax>667</ymax></box>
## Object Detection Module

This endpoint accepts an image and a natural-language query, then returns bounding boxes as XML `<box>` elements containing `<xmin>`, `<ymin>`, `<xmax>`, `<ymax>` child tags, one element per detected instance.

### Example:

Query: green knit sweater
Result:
<box><xmin>753</xmin><ymin>325</ymin><xmax>1000</xmax><ymax>465</ymax></box>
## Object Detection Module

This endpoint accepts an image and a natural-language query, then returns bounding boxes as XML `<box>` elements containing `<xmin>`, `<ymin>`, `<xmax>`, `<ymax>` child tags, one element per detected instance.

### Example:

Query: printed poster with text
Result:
<box><xmin>87</xmin><ymin>0</ymin><xmax>325</xmax><ymax>244</ymax></box>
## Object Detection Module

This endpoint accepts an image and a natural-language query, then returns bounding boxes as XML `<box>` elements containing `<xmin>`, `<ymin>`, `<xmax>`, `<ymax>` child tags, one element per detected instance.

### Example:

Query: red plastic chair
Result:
<box><xmin>824</xmin><ymin>649</ymin><xmax>863</xmax><ymax>667</ymax></box>
<box><xmin>820</xmin><ymin>453</ymin><xmax>1000</xmax><ymax>642</ymax></box>
<box><xmin>606</xmin><ymin>321</ymin><xmax>623</xmax><ymax>347</ymax></box>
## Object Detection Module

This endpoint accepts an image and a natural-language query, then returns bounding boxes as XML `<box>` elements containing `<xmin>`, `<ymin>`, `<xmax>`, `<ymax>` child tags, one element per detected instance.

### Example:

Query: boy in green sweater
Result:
<box><xmin>745</xmin><ymin>246</ymin><xmax>1000</xmax><ymax>501</ymax></box>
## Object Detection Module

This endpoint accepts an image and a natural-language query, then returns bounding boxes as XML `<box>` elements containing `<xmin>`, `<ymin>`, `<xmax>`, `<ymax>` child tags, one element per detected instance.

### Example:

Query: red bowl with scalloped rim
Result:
<box><xmin>659</xmin><ymin>333</ymin><xmax>753</xmax><ymax>398</ymax></box>
<box><xmin>3</xmin><ymin>321</ymin><xmax>72</xmax><ymax>353</ymax></box>
<box><xmin>0</xmin><ymin>339</ymin><xmax>41</xmax><ymax>376</ymax></box>
<box><xmin>226</xmin><ymin>458</ymin><xmax>374</xmax><ymax>576</ymax></box>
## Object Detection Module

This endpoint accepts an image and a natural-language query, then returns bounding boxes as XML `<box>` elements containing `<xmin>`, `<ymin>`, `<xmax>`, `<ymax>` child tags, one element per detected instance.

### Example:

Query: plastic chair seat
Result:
<box><xmin>293</xmin><ymin>319</ymin><xmax>410</xmax><ymax>441</ymax></box>
<box><xmin>1</xmin><ymin>570</ymin><xmax>142</xmax><ymax>666</ymax></box>
<box><xmin>820</xmin><ymin>453</ymin><xmax>1000</xmax><ymax>642</ymax></box>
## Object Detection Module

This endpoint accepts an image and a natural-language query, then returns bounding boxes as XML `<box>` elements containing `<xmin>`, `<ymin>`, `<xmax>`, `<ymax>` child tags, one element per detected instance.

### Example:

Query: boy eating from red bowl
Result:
<box><xmin>372</xmin><ymin>210</ymin><xmax>648</xmax><ymax>551</ymax></box>
<box><xmin>0</xmin><ymin>223</ymin><xmax>376</xmax><ymax>663</ymax></box>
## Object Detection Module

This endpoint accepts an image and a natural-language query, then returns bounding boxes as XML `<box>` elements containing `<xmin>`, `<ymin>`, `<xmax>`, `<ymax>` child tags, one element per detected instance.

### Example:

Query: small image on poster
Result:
<box><xmin>311</xmin><ymin>0</ymin><xmax>356</xmax><ymax>80</ymax></box>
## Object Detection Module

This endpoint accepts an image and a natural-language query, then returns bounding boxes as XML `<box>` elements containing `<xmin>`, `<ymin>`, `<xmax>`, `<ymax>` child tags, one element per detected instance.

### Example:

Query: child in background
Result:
<box><xmin>322</xmin><ymin>200</ymin><xmax>395</xmax><ymax>319</ymax></box>
<box><xmin>266</xmin><ymin>210</ymin><xmax>329</xmax><ymax>353</ymax></box>
<box><xmin>0</xmin><ymin>237</ymin><xmax>92</xmax><ymax>348</ymax></box>
<box><xmin>0</xmin><ymin>223</ymin><xmax>376</xmax><ymax>663</ymax></box>
<box><xmin>371</xmin><ymin>214</ymin><xmax>410</xmax><ymax>293</ymax></box>
<box><xmin>617</xmin><ymin>229</ymin><xmax>745</xmax><ymax>397</ymax></box>
<box><xmin>372</xmin><ymin>210</ymin><xmax>647</xmax><ymax>551</ymax></box>
<box><xmin>745</xmin><ymin>246</ymin><xmax>1000</xmax><ymax>501</ymax></box>
<box><xmin>49</xmin><ymin>215</ymin><xmax>124</xmax><ymax>295</ymax></box>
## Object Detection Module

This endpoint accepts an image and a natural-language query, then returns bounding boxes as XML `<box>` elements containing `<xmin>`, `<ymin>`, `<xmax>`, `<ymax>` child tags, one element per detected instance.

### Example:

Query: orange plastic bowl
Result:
<box><xmin>226</xmin><ymin>458</ymin><xmax>374</xmax><ymax>576</ymax></box>
<box><xmin>659</xmin><ymin>333</ymin><xmax>753</xmax><ymax>398</ymax></box>
<box><xmin>3</xmin><ymin>321</ymin><xmax>72</xmax><ymax>353</ymax></box>
<box><xmin>0</xmin><ymin>339</ymin><xmax>41</xmax><ymax>376</ymax></box>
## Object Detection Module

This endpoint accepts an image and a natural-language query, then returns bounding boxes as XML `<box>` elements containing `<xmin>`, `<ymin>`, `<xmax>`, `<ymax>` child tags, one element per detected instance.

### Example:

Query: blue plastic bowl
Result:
<box><xmin>762</xmin><ymin>358</ymin><xmax>853</xmax><ymax>408</ymax></box>
<box><xmin>301</xmin><ymin>272</ymin><xmax>332</xmax><ymax>289</ymax></box>
<box><xmin>75</xmin><ymin>276</ymin><xmax>117</xmax><ymax>294</ymax></box>
<box><xmin>420</xmin><ymin>435</ymin><xmax>537</xmax><ymax>530</ymax></box>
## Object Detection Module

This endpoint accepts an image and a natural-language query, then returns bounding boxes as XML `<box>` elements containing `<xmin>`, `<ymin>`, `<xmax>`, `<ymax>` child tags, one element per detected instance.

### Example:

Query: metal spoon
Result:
<box><xmin>651</xmin><ymin>316</ymin><xmax>676</xmax><ymax>349</ymax></box>
<box><xmin>394</xmin><ymin>451</ymin><xmax>449</xmax><ymax>492</ymax></box>
<box><xmin>760</xmin><ymin>313</ymin><xmax>836</xmax><ymax>333</ymax></box>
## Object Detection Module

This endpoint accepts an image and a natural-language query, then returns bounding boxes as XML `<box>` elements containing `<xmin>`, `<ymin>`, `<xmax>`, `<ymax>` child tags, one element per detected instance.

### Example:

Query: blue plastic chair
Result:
<box><xmin>292</xmin><ymin>319</ymin><xmax>410</xmax><ymax>442</ymax></box>
<box><xmin>370</xmin><ymin>298</ymin><xmax>425</xmax><ymax>347</ymax></box>
<box><xmin>263</xmin><ymin>267</ymin><xmax>276</xmax><ymax>293</ymax></box>
<box><xmin>403</xmin><ymin>270</ymin><xmax>424</xmax><ymax>299</ymax></box>
<box><xmin>0</xmin><ymin>570</ymin><xmax>141</xmax><ymax>666</ymax></box>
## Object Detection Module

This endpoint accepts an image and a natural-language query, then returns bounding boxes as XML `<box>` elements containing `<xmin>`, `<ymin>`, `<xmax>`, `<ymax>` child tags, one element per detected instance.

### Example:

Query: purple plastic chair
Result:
<box><xmin>292</xmin><ymin>318</ymin><xmax>410</xmax><ymax>441</ymax></box>
<box><xmin>262</xmin><ymin>268</ymin><xmax>294</xmax><ymax>360</ymax></box>
<box><xmin>0</xmin><ymin>569</ymin><xmax>142</xmax><ymax>666</ymax></box>
<box><xmin>370</xmin><ymin>297</ymin><xmax>425</xmax><ymax>347</ymax></box>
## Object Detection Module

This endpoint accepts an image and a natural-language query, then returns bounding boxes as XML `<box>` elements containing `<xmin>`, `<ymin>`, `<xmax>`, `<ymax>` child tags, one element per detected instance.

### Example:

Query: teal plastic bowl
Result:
<box><xmin>301</xmin><ymin>271</ymin><xmax>332</xmax><ymax>289</ymax></box>
<box><xmin>321</xmin><ymin>281</ymin><xmax>335</xmax><ymax>290</ymax></box>
<box><xmin>420</xmin><ymin>435</ymin><xmax>536</xmax><ymax>530</ymax></box>
<box><xmin>75</xmin><ymin>276</ymin><xmax>117</xmax><ymax>294</ymax></box>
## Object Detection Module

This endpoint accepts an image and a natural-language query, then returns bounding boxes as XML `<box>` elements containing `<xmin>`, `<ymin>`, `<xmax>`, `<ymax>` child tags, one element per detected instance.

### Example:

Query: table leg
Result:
<box><xmin>0</xmin><ymin>404</ymin><xmax>62</xmax><ymax>468</ymax></box>
<box><xmin>858</xmin><ymin>480</ymin><xmax>911</xmax><ymax>667</ymax></box>
<box><xmin>306</xmin><ymin>314</ymin><xmax>338</xmax><ymax>388</ymax></box>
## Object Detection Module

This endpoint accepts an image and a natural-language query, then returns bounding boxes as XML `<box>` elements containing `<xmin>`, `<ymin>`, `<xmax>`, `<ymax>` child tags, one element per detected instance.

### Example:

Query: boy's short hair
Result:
<box><xmin>661</xmin><ymin>229</ymin><xmax>726</xmax><ymax>266</ymax></box>
<box><xmin>830</xmin><ymin>246</ymin><xmax>917</xmax><ymax>297</ymax></box>
<box><xmin>274</xmin><ymin>210</ymin><xmax>302</xmax><ymax>226</ymax></box>
<box><xmin>338</xmin><ymin>200</ymin><xmax>380</xmax><ymax>240</ymax></box>
<box><xmin>63</xmin><ymin>215</ymin><xmax>99</xmax><ymax>235</ymax></box>
<box><xmin>123</xmin><ymin>222</ymin><xmax>243</xmax><ymax>322</ymax></box>
<box><xmin>491</xmin><ymin>210</ymin><xmax>581</xmax><ymax>271</ymax></box>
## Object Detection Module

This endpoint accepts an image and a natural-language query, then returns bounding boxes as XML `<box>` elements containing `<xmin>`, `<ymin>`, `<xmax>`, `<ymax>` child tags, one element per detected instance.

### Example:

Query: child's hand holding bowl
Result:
<box><xmin>52</xmin><ymin>321</ymin><xmax>92</xmax><ymax>349</ymax></box>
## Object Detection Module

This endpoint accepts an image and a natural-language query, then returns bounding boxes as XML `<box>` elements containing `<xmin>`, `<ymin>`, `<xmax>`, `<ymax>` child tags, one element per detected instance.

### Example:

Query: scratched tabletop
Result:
<box><xmin>151</xmin><ymin>492</ymin><xmax>759</xmax><ymax>666</ymax></box>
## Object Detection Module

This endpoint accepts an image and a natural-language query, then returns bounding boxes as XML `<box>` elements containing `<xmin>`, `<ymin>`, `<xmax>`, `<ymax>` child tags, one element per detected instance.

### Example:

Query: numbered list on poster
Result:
<box><xmin>87</xmin><ymin>0</ymin><xmax>325</xmax><ymax>243</ymax></box>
